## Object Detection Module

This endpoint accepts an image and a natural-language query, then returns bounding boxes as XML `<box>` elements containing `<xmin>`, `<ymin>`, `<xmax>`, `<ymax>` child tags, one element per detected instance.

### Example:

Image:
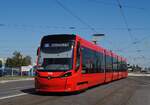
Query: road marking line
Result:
<box><xmin>0</xmin><ymin>78</ymin><xmax>34</xmax><ymax>84</ymax></box>
<box><xmin>0</xmin><ymin>93</ymin><xmax>27</xmax><ymax>100</ymax></box>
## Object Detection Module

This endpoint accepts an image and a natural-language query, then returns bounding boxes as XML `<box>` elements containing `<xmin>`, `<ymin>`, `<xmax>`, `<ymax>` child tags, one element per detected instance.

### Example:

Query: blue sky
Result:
<box><xmin>0</xmin><ymin>0</ymin><xmax>150</xmax><ymax>67</ymax></box>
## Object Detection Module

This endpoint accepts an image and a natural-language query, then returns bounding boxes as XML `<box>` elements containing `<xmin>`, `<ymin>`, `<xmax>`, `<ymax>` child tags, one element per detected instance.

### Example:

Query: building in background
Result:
<box><xmin>21</xmin><ymin>65</ymin><xmax>34</xmax><ymax>76</ymax></box>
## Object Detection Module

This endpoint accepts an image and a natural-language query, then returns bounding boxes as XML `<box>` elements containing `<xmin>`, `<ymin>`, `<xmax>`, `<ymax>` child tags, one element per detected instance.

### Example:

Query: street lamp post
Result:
<box><xmin>92</xmin><ymin>34</ymin><xmax>105</xmax><ymax>44</ymax></box>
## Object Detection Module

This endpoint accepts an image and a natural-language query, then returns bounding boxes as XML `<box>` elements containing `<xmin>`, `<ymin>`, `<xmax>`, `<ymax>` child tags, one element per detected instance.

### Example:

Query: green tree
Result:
<box><xmin>5</xmin><ymin>51</ymin><xmax>32</xmax><ymax>68</ymax></box>
<box><xmin>22</xmin><ymin>56</ymin><xmax>32</xmax><ymax>66</ymax></box>
<box><xmin>12</xmin><ymin>51</ymin><xmax>23</xmax><ymax>67</ymax></box>
<box><xmin>5</xmin><ymin>58</ymin><xmax>13</xmax><ymax>67</ymax></box>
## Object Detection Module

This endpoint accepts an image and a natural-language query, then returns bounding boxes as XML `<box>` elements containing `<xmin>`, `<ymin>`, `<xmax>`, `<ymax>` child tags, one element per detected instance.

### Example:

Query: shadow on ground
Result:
<box><xmin>21</xmin><ymin>79</ymin><xmax>124</xmax><ymax>96</ymax></box>
<box><xmin>21</xmin><ymin>88</ymin><xmax>82</xmax><ymax>96</ymax></box>
<box><xmin>21</xmin><ymin>78</ymin><xmax>126</xmax><ymax>97</ymax></box>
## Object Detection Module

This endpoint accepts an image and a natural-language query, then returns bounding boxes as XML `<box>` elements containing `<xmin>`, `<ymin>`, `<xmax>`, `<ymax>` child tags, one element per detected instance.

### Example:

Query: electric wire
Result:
<box><xmin>89</xmin><ymin>0</ymin><xmax>145</xmax><ymax>10</ymax></box>
<box><xmin>116</xmin><ymin>0</ymin><xmax>135</xmax><ymax>42</ymax></box>
<box><xmin>55</xmin><ymin>0</ymin><xmax>97</xmax><ymax>33</ymax></box>
<box><xmin>115</xmin><ymin>0</ymin><xmax>143</xmax><ymax>61</ymax></box>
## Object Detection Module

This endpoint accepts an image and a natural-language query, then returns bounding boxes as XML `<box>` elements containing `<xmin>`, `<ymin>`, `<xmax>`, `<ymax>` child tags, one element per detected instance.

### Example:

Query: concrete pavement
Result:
<box><xmin>0</xmin><ymin>78</ymin><xmax>34</xmax><ymax>84</ymax></box>
<box><xmin>0</xmin><ymin>76</ymin><xmax>150</xmax><ymax>105</ymax></box>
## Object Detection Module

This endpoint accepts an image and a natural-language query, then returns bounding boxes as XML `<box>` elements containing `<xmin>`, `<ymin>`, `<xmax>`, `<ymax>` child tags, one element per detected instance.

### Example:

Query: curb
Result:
<box><xmin>0</xmin><ymin>78</ymin><xmax>34</xmax><ymax>84</ymax></box>
<box><xmin>128</xmin><ymin>73</ymin><xmax>150</xmax><ymax>77</ymax></box>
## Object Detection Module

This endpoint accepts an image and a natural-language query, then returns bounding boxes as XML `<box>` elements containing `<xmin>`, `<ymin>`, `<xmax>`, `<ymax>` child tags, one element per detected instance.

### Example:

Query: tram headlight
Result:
<box><xmin>61</xmin><ymin>72</ymin><xmax>72</xmax><ymax>78</ymax></box>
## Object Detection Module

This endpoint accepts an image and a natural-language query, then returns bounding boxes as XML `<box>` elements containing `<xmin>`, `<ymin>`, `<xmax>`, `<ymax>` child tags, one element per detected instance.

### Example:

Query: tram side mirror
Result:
<box><xmin>37</xmin><ymin>47</ymin><xmax>40</xmax><ymax>56</ymax></box>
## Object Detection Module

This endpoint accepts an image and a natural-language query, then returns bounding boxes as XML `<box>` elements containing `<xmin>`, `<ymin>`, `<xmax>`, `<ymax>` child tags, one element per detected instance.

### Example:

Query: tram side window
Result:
<box><xmin>124</xmin><ymin>62</ymin><xmax>127</xmax><ymax>71</ymax></box>
<box><xmin>81</xmin><ymin>47</ymin><xmax>104</xmax><ymax>74</ymax></box>
<box><xmin>82</xmin><ymin>47</ymin><xmax>93</xmax><ymax>73</ymax></box>
<box><xmin>110</xmin><ymin>56</ymin><xmax>113</xmax><ymax>72</ymax></box>
<box><xmin>87</xmin><ymin>49</ymin><xmax>98</xmax><ymax>73</ymax></box>
<box><xmin>113</xmin><ymin>58</ymin><xmax>118</xmax><ymax>72</ymax></box>
<box><xmin>120</xmin><ymin>61</ymin><xmax>123</xmax><ymax>72</ymax></box>
<box><xmin>117</xmin><ymin>61</ymin><xmax>120</xmax><ymax>72</ymax></box>
<box><xmin>91</xmin><ymin>51</ymin><xmax>101</xmax><ymax>73</ymax></box>
<box><xmin>96</xmin><ymin>53</ymin><xmax>99</xmax><ymax>73</ymax></box>
<box><xmin>89</xmin><ymin>51</ymin><xmax>95</xmax><ymax>73</ymax></box>
<box><xmin>118</xmin><ymin>61</ymin><xmax>122</xmax><ymax>72</ymax></box>
<box><xmin>101</xmin><ymin>53</ymin><xmax>105</xmax><ymax>73</ymax></box>
<box><xmin>105</xmin><ymin>55</ymin><xmax>113</xmax><ymax>72</ymax></box>
<box><xmin>93</xmin><ymin>52</ymin><xmax>103</xmax><ymax>73</ymax></box>
<box><xmin>121</xmin><ymin>61</ymin><xmax>127</xmax><ymax>71</ymax></box>
<box><xmin>97</xmin><ymin>53</ymin><xmax>101</xmax><ymax>73</ymax></box>
<box><xmin>82</xmin><ymin>47</ymin><xmax>88</xmax><ymax>73</ymax></box>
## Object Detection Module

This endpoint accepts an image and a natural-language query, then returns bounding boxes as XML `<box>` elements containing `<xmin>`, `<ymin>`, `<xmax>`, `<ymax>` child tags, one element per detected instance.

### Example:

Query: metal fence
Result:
<box><xmin>0</xmin><ymin>67</ymin><xmax>35</xmax><ymax>77</ymax></box>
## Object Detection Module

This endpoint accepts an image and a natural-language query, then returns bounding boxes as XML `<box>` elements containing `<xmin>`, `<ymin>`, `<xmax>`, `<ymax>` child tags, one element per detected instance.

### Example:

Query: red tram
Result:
<box><xmin>35</xmin><ymin>34</ymin><xmax>128</xmax><ymax>92</ymax></box>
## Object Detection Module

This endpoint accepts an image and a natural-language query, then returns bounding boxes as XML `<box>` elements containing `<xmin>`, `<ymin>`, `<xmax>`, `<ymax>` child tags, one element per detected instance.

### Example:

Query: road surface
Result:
<box><xmin>0</xmin><ymin>76</ymin><xmax>150</xmax><ymax>105</ymax></box>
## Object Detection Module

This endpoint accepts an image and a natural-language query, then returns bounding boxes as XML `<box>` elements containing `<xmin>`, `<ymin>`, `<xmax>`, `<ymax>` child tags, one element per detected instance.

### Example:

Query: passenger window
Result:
<box><xmin>81</xmin><ymin>47</ymin><xmax>87</xmax><ymax>73</ymax></box>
